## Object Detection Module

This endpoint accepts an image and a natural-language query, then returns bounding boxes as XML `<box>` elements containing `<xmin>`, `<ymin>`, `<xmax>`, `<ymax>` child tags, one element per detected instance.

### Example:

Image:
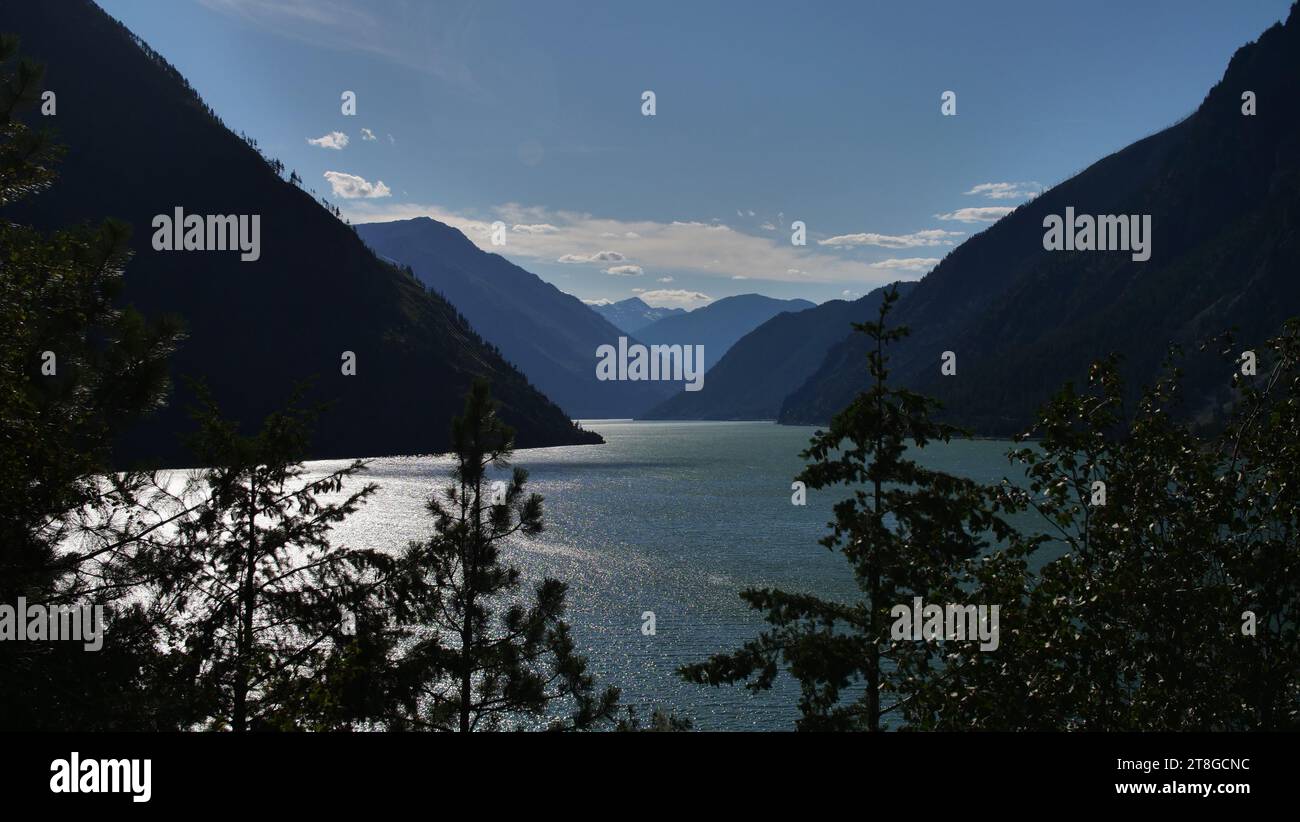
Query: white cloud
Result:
<box><xmin>308</xmin><ymin>131</ymin><xmax>349</xmax><ymax>150</ymax></box>
<box><xmin>323</xmin><ymin>171</ymin><xmax>391</xmax><ymax>199</ymax></box>
<box><xmin>582</xmin><ymin>298</ymin><xmax>613</xmax><ymax>306</ymax></box>
<box><xmin>360</xmin><ymin>128</ymin><xmax>377</xmax><ymax>141</ymax></box>
<box><xmin>558</xmin><ymin>250</ymin><xmax>627</xmax><ymax>264</ymax></box>
<box><xmin>657</xmin><ymin>276</ymin><xmax>674</xmax><ymax>283</ymax></box>
<box><xmin>818</xmin><ymin>229</ymin><xmax>964</xmax><ymax>249</ymax></box>
<box><xmin>731</xmin><ymin>275</ymin><xmax>748</xmax><ymax>280</ymax></box>
<box><xmin>605</xmin><ymin>265</ymin><xmax>643</xmax><ymax>276</ymax></box>
<box><xmin>871</xmin><ymin>257</ymin><xmax>941</xmax><ymax>272</ymax></box>
<box><xmin>637</xmin><ymin>289</ymin><xmax>713</xmax><ymax>309</ymax></box>
<box><xmin>964</xmin><ymin>181</ymin><xmax>1042</xmax><ymax>200</ymax></box>
<box><xmin>935</xmin><ymin>207</ymin><xmax>1015</xmax><ymax>223</ymax></box>
<box><xmin>511</xmin><ymin>223</ymin><xmax>558</xmax><ymax>234</ymax></box>
<box><xmin>345</xmin><ymin>201</ymin><xmax>911</xmax><ymax>286</ymax></box>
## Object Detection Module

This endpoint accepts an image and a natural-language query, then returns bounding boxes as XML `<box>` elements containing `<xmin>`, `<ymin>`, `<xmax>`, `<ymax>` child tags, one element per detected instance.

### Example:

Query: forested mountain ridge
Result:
<box><xmin>358</xmin><ymin>217</ymin><xmax>676</xmax><ymax>419</ymax></box>
<box><xmin>780</xmin><ymin>5</ymin><xmax>1300</xmax><ymax>432</ymax></box>
<box><xmin>645</xmin><ymin>283</ymin><xmax>915</xmax><ymax>420</ymax></box>
<box><xmin>2</xmin><ymin>0</ymin><xmax>599</xmax><ymax>464</ymax></box>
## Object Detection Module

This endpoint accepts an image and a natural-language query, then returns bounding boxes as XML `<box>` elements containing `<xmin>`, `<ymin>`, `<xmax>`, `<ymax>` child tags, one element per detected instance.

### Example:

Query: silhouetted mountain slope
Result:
<box><xmin>636</xmin><ymin>294</ymin><xmax>815</xmax><ymax>372</ymax></box>
<box><xmin>590</xmin><ymin>297</ymin><xmax>686</xmax><ymax>334</ymax></box>
<box><xmin>2</xmin><ymin>0</ymin><xmax>599</xmax><ymax>464</ymax></box>
<box><xmin>356</xmin><ymin>218</ymin><xmax>674</xmax><ymax>419</ymax></box>
<box><xmin>643</xmin><ymin>283</ymin><xmax>915</xmax><ymax>420</ymax></box>
<box><xmin>781</xmin><ymin>5</ymin><xmax>1300</xmax><ymax>433</ymax></box>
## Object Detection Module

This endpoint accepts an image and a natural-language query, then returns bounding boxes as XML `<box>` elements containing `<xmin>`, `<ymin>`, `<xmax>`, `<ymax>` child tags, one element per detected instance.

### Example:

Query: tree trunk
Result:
<box><xmin>867</xmin><ymin>332</ymin><xmax>884</xmax><ymax>732</ymax></box>
<box><xmin>459</xmin><ymin>472</ymin><xmax>480</xmax><ymax>733</ymax></box>
<box><xmin>233</xmin><ymin>478</ymin><xmax>257</xmax><ymax>732</ymax></box>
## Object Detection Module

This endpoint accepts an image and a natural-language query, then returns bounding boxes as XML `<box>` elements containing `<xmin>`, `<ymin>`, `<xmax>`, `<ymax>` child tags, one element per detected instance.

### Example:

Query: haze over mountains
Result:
<box><xmin>357</xmin><ymin>220</ymin><xmax>816</xmax><ymax>418</ymax></box>
<box><xmin>4</xmin><ymin>0</ymin><xmax>598</xmax><ymax>464</ymax></box>
<box><xmin>357</xmin><ymin>217</ymin><xmax>675</xmax><ymax>419</ymax></box>
<box><xmin>781</xmin><ymin>4</ymin><xmax>1300</xmax><ymax>432</ymax></box>
<box><xmin>634</xmin><ymin>294</ymin><xmax>815</xmax><ymax>373</ymax></box>
<box><xmin>590</xmin><ymin>297</ymin><xmax>686</xmax><ymax>334</ymax></box>
<box><xmin>646</xmin><ymin>283</ymin><xmax>916</xmax><ymax>420</ymax></box>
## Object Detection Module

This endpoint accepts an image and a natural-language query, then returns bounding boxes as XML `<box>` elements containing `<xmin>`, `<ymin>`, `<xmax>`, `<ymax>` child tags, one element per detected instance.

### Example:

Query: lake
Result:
<box><xmin>318</xmin><ymin>420</ymin><xmax>1035</xmax><ymax>730</ymax></box>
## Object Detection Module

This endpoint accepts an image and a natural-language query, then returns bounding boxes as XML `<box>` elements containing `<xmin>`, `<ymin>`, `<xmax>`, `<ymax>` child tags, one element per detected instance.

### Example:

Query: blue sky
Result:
<box><xmin>98</xmin><ymin>0</ymin><xmax>1294</xmax><ymax>309</ymax></box>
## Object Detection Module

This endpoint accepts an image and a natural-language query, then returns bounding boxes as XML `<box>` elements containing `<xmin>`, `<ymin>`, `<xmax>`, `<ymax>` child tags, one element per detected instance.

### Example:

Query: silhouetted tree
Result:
<box><xmin>384</xmin><ymin>380</ymin><xmax>619</xmax><ymax>731</ymax></box>
<box><xmin>904</xmin><ymin>330</ymin><xmax>1300</xmax><ymax>730</ymax></box>
<box><xmin>0</xmin><ymin>34</ymin><xmax>187</xmax><ymax>730</ymax></box>
<box><xmin>680</xmin><ymin>287</ymin><xmax>1018</xmax><ymax>730</ymax></box>
<box><xmin>164</xmin><ymin>391</ymin><xmax>389</xmax><ymax>731</ymax></box>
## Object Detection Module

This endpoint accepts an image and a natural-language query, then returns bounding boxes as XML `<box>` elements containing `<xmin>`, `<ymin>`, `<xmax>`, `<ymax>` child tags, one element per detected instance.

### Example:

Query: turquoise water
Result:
<box><xmin>319</xmin><ymin>420</ymin><xmax>1032</xmax><ymax>730</ymax></box>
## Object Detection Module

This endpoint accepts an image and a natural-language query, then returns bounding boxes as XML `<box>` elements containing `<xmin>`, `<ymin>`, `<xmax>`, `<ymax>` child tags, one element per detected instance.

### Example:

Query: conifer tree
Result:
<box><xmin>0</xmin><ymin>34</ymin><xmax>186</xmax><ymax>730</ymax></box>
<box><xmin>680</xmin><ymin>287</ymin><xmax>1017</xmax><ymax>730</ymax></box>
<box><xmin>165</xmin><ymin>392</ymin><xmax>388</xmax><ymax>731</ymax></box>
<box><xmin>384</xmin><ymin>380</ymin><xmax>618</xmax><ymax>731</ymax></box>
<box><xmin>906</xmin><ymin>330</ymin><xmax>1300</xmax><ymax>730</ymax></box>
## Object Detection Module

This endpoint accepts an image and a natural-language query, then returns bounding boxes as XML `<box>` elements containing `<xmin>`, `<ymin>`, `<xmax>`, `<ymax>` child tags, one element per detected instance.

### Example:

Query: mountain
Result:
<box><xmin>644</xmin><ymin>283</ymin><xmax>916</xmax><ymax>420</ymax></box>
<box><xmin>636</xmin><ymin>294</ymin><xmax>816</xmax><ymax>372</ymax></box>
<box><xmin>2</xmin><ymin>0</ymin><xmax>599</xmax><ymax>464</ymax></box>
<box><xmin>589</xmin><ymin>297</ymin><xmax>686</xmax><ymax>334</ymax></box>
<box><xmin>356</xmin><ymin>218</ymin><xmax>675</xmax><ymax>419</ymax></box>
<box><xmin>781</xmin><ymin>5</ymin><xmax>1300</xmax><ymax>433</ymax></box>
